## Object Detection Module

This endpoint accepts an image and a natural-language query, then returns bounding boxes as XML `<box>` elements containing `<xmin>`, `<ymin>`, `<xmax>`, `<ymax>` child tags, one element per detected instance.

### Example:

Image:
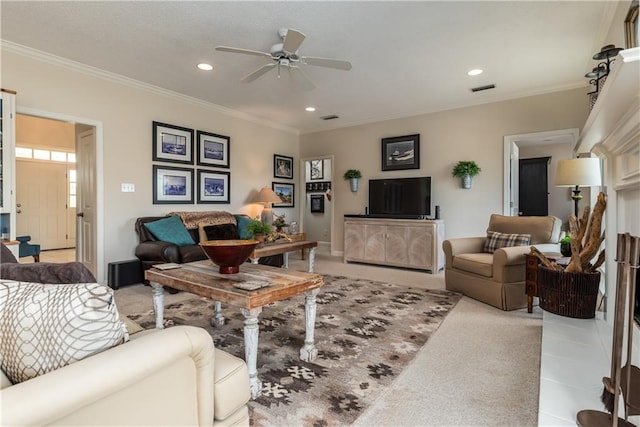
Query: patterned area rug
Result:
<box><xmin>128</xmin><ymin>275</ymin><xmax>461</xmax><ymax>426</ymax></box>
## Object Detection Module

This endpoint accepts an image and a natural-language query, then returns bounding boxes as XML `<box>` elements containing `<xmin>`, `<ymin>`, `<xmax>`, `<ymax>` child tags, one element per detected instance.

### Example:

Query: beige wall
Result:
<box><xmin>300</xmin><ymin>88</ymin><xmax>590</xmax><ymax>252</ymax></box>
<box><xmin>2</xmin><ymin>49</ymin><xmax>299</xmax><ymax>281</ymax></box>
<box><xmin>16</xmin><ymin>114</ymin><xmax>75</xmax><ymax>150</ymax></box>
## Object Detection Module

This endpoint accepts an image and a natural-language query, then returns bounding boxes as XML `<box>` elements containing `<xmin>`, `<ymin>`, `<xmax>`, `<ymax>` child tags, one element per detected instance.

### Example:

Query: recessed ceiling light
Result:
<box><xmin>197</xmin><ymin>63</ymin><xmax>214</xmax><ymax>71</ymax></box>
<box><xmin>305</xmin><ymin>106</ymin><xmax>316</xmax><ymax>112</ymax></box>
<box><xmin>467</xmin><ymin>69</ymin><xmax>483</xmax><ymax>76</ymax></box>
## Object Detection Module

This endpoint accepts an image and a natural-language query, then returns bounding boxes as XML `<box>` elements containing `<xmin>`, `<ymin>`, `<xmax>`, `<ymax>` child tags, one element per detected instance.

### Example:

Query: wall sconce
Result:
<box><xmin>592</xmin><ymin>44</ymin><xmax>623</xmax><ymax>74</ymax></box>
<box><xmin>251</xmin><ymin>187</ymin><xmax>282</xmax><ymax>225</ymax></box>
<box><xmin>555</xmin><ymin>158</ymin><xmax>602</xmax><ymax>217</ymax></box>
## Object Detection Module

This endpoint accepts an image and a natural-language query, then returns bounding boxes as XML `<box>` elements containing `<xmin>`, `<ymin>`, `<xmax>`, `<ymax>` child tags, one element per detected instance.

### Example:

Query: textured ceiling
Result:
<box><xmin>0</xmin><ymin>1</ymin><xmax>617</xmax><ymax>134</ymax></box>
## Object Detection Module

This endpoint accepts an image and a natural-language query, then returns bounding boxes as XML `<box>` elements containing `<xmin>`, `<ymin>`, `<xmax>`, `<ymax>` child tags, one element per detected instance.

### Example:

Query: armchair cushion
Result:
<box><xmin>0</xmin><ymin>281</ymin><xmax>128</xmax><ymax>384</ymax></box>
<box><xmin>144</xmin><ymin>215</ymin><xmax>195</xmax><ymax>246</ymax></box>
<box><xmin>452</xmin><ymin>253</ymin><xmax>494</xmax><ymax>277</ymax></box>
<box><xmin>483</xmin><ymin>230</ymin><xmax>531</xmax><ymax>253</ymax></box>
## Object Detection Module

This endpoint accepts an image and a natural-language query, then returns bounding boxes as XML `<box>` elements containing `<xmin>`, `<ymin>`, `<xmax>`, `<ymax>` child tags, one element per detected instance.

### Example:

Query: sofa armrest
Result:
<box><xmin>135</xmin><ymin>240</ymin><xmax>181</xmax><ymax>263</ymax></box>
<box><xmin>443</xmin><ymin>237</ymin><xmax>485</xmax><ymax>266</ymax></box>
<box><xmin>0</xmin><ymin>262</ymin><xmax>96</xmax><ymax>283</ymax></box>
<box><xmin>1</xmin><ymin>326</ymin><xmax>215</xmax><ymax>427</ymax></box>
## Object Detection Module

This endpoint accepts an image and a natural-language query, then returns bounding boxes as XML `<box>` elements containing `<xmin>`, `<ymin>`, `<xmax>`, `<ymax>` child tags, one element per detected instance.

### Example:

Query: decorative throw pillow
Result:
<box><xmin>197</xmin><ymin>222</ymin><xmax>240</xmax><ymax>242</ymax></box>
<box><xmin>0</xmin><ymin>281</ymin><xmax>129</xmax><ymax>384</ymax></box>
<box><xmin>234</xmin><ymin>215</ymin><xmax>253</xmax><ymax>240</ymax></box>
<box><xmin>144</xmin><ymin>215</ymin><xmax>195</xmax><ymax>246</ymax></box>
<box><xmin>483</xmin><ymin>230</ymin><xmax>532</xmax><ymax>253</ymax></box>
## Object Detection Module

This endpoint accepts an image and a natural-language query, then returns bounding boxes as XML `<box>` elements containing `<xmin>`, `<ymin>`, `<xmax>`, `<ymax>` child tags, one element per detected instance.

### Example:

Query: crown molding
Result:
<box><xmin>1</xmin><ymin>40</ymin><xmax>299</xmax><ymax>135</ymax></box>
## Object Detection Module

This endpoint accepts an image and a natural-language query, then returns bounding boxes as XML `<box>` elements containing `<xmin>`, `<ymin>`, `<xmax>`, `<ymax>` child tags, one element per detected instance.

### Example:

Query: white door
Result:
<box><xmin>509</xmin><ymin>142</ymin><xmax>520</xmax><ymax>216</ymax></box>
<box><xmin>16</xmin><ymin>160</ymin><xmax>69</xmax><ymax>250</ymax></box>
<box><xmin>77</xmin><ymin>128</ymin><xmax>97</xmax><ymax>273</ymax></box>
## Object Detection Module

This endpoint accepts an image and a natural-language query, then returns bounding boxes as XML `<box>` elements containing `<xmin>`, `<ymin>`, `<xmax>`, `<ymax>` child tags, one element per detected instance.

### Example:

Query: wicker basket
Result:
<box><xmin>537</xmin><ymin>266</ymin><xmax>601</xmax><ymax>319</ymax></box>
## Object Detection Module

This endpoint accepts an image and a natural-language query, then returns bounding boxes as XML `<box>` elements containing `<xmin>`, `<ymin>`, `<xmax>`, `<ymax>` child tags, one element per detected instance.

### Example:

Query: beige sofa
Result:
<box><xmin>1</xmin><ymin>324</ymin><xmax>251</xmax><ymax>426</ymax></box>
<box><xmin>443</xmin><ymin>214</ymin><xmax>561</xmax><ymax>310</ymax></box>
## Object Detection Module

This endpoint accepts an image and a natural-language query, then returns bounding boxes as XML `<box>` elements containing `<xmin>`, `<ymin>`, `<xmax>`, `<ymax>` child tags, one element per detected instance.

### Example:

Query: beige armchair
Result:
<box><xmin>443</xmin><ymin>214</ymin><xmax>561</xmax><ymax>310</ymax></box>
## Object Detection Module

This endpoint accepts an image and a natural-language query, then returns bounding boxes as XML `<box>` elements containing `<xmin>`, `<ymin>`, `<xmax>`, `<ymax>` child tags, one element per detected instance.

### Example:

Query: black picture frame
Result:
<box><xmin>197</xmin><ymin>131</ymin><xmax>230</xmax><ymax>168</ymax></box>
<box><xmin>310</xmin><ymin>194</ymin><xmax>324</xmax><ymax>213</ymax></box>
<box><xmin>152</xmin><ymin>121</ymin><xmax>194</xmax><ymax>164</ymax></box>
<box><xmin>310</xmin><ymin>159</ymin><xmax>324</xmax><ymax>180</ymax></box>
<box><xmin>152</xmin><ymin>165</ymin><xmax>194</xmax><ymax>204</ymax></box>
<box><xmin>197</xmin><ymin>169</ymin><xmax>230</xmax><ymax>204</ymax></box>
<box><xmin>381</xmin><ymin>134</ymin><xmax>420</xmax><ymax>171</ymax></box>
<box><xmin>272</xmin><ymin>182</ymin><xmax>294</xmax><ymax>207</ymax></box>
<box><xmin>274</xmin><ymin>154</ymin><xmax>294</xmax><ymax>179</ymax></box>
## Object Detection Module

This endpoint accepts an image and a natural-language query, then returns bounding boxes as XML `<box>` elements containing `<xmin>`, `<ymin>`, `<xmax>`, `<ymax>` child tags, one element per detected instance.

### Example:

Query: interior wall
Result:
<box><xmin>2</xmin><ymin>48</ymin><xmax>299</xmax><ymax>280</ymax></box>
<box><xmin>300</xmin><ymin>87</ymin><xmax>590</xmax><ymax>253</ymax></box>
<box><xmin>519</xmin><ymin>142</ymin><xmax>574</xmax><ymax>227</ymax></box>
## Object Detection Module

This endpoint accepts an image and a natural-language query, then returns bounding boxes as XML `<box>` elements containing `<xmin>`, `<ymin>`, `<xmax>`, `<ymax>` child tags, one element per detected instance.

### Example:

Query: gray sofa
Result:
<box><xmin>443</xmin><ymin>214</ymin><xmax>562</xmax><ymax>310</ymax></box>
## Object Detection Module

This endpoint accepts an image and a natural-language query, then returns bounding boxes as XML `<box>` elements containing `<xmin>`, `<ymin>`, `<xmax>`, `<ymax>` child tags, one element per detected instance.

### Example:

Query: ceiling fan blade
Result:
<box><xmin>282</xmin><ymin>28</ymin><xmax>306</xmax><ymax>54</ymax></box>
<box><xmin>215</xmin><ymin>46</ymin><xmax>272</xmax><ymax>58</ymax></box>
<box><xmin>289</xmin><ymin>67</ymin><xmax>315</xmax><ymax>91</ymax></box>
<box><xmin>301</xmin><ymin>56</ymin><xmax>352</xmax><ymax>71</ymax></box>
<box><xmin>241</xmin><ymin>63</ymin><xmax>277</xmax><ymax>83</ymax></box>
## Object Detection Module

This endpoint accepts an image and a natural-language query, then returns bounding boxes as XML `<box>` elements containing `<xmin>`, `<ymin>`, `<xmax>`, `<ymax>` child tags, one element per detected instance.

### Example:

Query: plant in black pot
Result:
<box><xmin>560</xmin><ymin>233</ymin><xmax>572</xmax><ymax>257</ymax></box>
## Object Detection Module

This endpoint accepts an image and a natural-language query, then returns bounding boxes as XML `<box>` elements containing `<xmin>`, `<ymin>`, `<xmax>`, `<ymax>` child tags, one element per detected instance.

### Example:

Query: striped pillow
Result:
<box><xmin>483</xmin><ymin>230</ymin><xmax>531</xmax><ymax>253</ymax></box>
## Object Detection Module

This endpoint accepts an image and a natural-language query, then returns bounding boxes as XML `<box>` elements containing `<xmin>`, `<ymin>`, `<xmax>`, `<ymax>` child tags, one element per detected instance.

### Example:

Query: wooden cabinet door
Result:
<box><xmin>344</xmin><ymin>221</ymin><xmax>365</xmax><ymax>261</ymax></box>
<box><xmin>406</xmin><ymin>225</ymin><xmax>433</xmax><ymax>269</ymax></box>
<box><xmin>364</xmin><ymin>225</ymin><xmax>386</xmax><ymax>262</ymax></box>
<box><xmin>386</xmin><ymin>225</ymin><xmax>408</xmax><ymax>265</ymax></box>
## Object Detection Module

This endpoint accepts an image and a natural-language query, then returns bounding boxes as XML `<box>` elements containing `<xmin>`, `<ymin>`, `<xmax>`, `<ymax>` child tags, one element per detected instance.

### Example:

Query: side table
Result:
<box><xmin>525</xmin><ymin>252</ymin><xmax>567</xmax><ymax>313</ymax></box>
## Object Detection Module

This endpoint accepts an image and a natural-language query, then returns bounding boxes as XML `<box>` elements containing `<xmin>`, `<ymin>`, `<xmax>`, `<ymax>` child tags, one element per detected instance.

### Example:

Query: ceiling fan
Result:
<box><xmin>215</xmin><ymin>28</ymin><xmax>352</xmax><ymax>91</ymax></box>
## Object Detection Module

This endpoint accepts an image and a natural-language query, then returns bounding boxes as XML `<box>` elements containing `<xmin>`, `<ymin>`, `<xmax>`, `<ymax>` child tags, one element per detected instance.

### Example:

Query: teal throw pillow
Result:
<box><xmin>235</xmin><ymin>215</ymin><xmax>253</xmax><ymax>240</ymax></box>
<box><xmin>144</xmin><ymin>215</ymin><xmax>195</xmax><ymax>246</ymax></box>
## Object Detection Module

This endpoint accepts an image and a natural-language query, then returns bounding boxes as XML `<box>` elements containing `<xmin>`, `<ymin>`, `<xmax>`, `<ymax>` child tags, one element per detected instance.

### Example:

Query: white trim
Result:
<box><xmin>3</xmin><ymin>40</ymin><xmax>299</xmax><ymax>136</ymax></box>
<box><xmin>16</xmin><ymin>106</ymin><xmax>106</xmax><ymax>284</ymax></box>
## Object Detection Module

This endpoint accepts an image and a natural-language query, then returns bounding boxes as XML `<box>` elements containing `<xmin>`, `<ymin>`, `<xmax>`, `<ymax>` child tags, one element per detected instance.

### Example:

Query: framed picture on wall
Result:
<box><xmin>381</xmin><ymin>134</ymin><xmax>420</xmax><ymax>171</ymax></box>
<box><xmin>310</xmin><ymin>159</ymin><xmax>324</xmax><ymax>180</ymax></box>
<box><xmin>310</xmin><ymin>194</ymin><xmax>324</xmax><ymax>213</ymax></box>
<box><xmin>197</xmin><ymin>131</ymin><xmax>230</xmax><ymax>168</ymax></box>
<box><xmin>272</xmin><ymin>182</ymin><xmax>294</xmax><ymax>207</ymax></box>
<box><xmin>274</xmin><ymin>154</ymin><xmax>294</xmax><ymax>179</ymax></box>
<box><xmin>197</xmin><ymin>170</ymin><xmax>230</xmax><ymax>203</ymax></box>
<box><xmin>152</xmin><ymin>121</ymin><xmax>194</xmax><ymax>164</ymax></box>
<box><xmin>153</xmin><ymin>165</ymin><xmax>194</xmax><ymax>204</ymax></box>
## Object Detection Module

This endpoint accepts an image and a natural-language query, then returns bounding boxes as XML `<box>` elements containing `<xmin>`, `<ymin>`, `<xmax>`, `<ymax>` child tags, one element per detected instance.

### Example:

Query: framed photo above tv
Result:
<box><xmin>153</xmin><ymin>165</ymin><xmax>194</xmax><ymax>204</ymax></box>
<box><xmin>381</xmin><ymin>134</ymin><xmax>420</xmax><ymax>171</ymax></box>
<box><xmin>197</xmin><ymin>131</ymin><xmax>230</xmax><ymax>168</ymax></box>
<box><xmin>197</xmin><ymin>169</ymin><xmax>230</xmax><ymax>204</ymax></box>
<box><xmin>152</xmin><ymin>121</ymin><xmax>194</xmax><ymax>164</ymax></box>
<box><xmin>272</xmin><ymin>182</ymin><xmax>294</xmax><ymax>207</ymax></box>
<box><xmin>274</xmin><ymin>154</ymin><xmax>294</xmax><ymax>179</ymax></box>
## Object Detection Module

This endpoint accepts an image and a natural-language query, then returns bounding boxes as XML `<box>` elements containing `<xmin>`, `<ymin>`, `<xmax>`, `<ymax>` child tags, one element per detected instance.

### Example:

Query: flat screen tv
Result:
<box><xmin>368</xmin><ymin>177</ymin><xmax>431</xmax><ymax>218</ymax></box>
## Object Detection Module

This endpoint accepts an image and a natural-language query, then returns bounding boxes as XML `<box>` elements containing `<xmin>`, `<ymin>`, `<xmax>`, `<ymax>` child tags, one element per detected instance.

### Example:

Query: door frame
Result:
<box><xmin>503</xmin><ymin>128</ymin><xmax>579</xmax><ymax>216</ymax></box>
<box><xmin>16</xmin><ymin>106</ymin><xmax>104</xmax><ymax>281</ymax></box>
<box><xmin>300</xmin><ymin>155</ymin><xmax>334</xmax><ymax>254</ymax></box>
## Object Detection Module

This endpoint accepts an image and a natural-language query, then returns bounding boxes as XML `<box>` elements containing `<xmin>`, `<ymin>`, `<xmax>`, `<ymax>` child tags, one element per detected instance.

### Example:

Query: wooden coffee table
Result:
<box><xmin>145</xmin><ymin>260</ymin><xmax>324</xmax><ymax>399</ymax></box>
<box><xmin>250</xmin><ymin>239</ymin><xmax>318</xmax><ymax>272</ymax></box>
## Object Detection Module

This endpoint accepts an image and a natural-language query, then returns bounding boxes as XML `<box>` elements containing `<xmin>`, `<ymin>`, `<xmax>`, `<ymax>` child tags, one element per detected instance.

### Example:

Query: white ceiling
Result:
<box><xmin>0</xmin><ymin>1</ymin><xmax>618</xmax><ymax>134</ymax></box>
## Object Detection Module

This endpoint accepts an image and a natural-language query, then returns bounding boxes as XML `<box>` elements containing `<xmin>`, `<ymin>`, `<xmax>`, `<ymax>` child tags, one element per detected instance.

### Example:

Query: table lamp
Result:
<box><xmin>252</xmin><ymin>187</ymin><xmax>282</xmax><ymax>225</ymax></box>
<box><xmin>555</xmin><ymin>157</ymin><xmax>602</xmax><ymax>216</ymax></box>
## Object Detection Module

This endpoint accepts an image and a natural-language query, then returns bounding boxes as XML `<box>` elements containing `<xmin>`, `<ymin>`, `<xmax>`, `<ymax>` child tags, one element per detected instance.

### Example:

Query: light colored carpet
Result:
<box><xmin>115</xmin><ymin>248</ymin><xmax>542</xmax><ymax>426</ymax></box>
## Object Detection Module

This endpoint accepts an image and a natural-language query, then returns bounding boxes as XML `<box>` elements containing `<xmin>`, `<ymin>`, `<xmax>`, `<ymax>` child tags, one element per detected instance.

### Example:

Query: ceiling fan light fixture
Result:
<box><xmin>197</xmin><ymin>63</ymin><xmax>214</xmax><ymax>71</ymax></box>
<box><xmin>467</xmin><ymin>68</ymin><xmax>483</xmax><ymax>76</ymax></box>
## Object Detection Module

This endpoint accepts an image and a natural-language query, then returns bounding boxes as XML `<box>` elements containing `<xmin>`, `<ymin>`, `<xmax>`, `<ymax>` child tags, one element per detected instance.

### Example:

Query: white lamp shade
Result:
<box><xmin>251</xmin><ymin>187</ymin><xmax>283</xmax><ymax>205</ymax></box>
<box><xmin>555</xmin><ymin>158</ymin><xmax>601</xmax><ymax>187</ymax></box>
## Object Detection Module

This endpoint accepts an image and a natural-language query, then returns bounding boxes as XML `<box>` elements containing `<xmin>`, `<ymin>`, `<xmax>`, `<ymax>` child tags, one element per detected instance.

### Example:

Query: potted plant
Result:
<box><xmin>272</xmin><ymin>214</ymin><xmax>288</xmax><ymax>232</ymax></box>
<box><xmin>247</xmin><ymin>218</ymin><xmax>271</xmax><ymax>242</ymax></box>
<box><xmin>343</xmin><ymin>169</ymin><xmax>362</xmax><ymax>192</ymax></box>
<box><xmin>559</xmin><ymin>233</ymin><xmax>572</xmax><ymax>257</ymax></box>
<box><xmin>451</xmin><ymin>161</ymin><xmax>481</xmax><ymax>189</ymax></box>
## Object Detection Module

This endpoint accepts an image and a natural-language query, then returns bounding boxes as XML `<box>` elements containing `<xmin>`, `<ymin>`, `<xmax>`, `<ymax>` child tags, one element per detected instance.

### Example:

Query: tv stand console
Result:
<box><xmin>343</xmin><ymin>217</ymin><xmax>445</xmax><ymax>274</ymax></box>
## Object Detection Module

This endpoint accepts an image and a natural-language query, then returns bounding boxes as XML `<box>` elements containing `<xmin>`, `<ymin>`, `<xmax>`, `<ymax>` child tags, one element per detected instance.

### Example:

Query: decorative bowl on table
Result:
<box><xmin>200</xmin><ymin>240</ymin><xmax>259</xmax><ymax>274</ymax></box>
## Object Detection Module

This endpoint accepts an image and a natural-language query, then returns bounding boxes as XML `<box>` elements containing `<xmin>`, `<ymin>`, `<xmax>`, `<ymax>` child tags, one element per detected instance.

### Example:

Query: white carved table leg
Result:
<box><xmin>151</xmin><ymin>282</ymin><xmax>165</xmax><ymax>329</ymax></box>
<box><xmin>308</xmin><ymin>247</ymin><xmax>316</xmax><ymax>273</ymax></box>
<box><xmin>211</xmin><ymin>301</ymin><xmax>225</xmax><ymax>327</ymax></box>
<box><xmin>241</xmin><ymin>307</ymin><xmax>263</xmax><ymax>399</ymax></box>
<box><xmin>250</xmin><ymin>257</ymin><xmax>259</xmax><ymax>265</ymax></box>
<box><xmin>300</xmin><ymin>289</ymin><xmax>319</xmax><ymax>361</ymax></box>
<box><xmin>283</xmin><ymin>252</ymin><xmax>289</xmax><ymax>269</ymax></box>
